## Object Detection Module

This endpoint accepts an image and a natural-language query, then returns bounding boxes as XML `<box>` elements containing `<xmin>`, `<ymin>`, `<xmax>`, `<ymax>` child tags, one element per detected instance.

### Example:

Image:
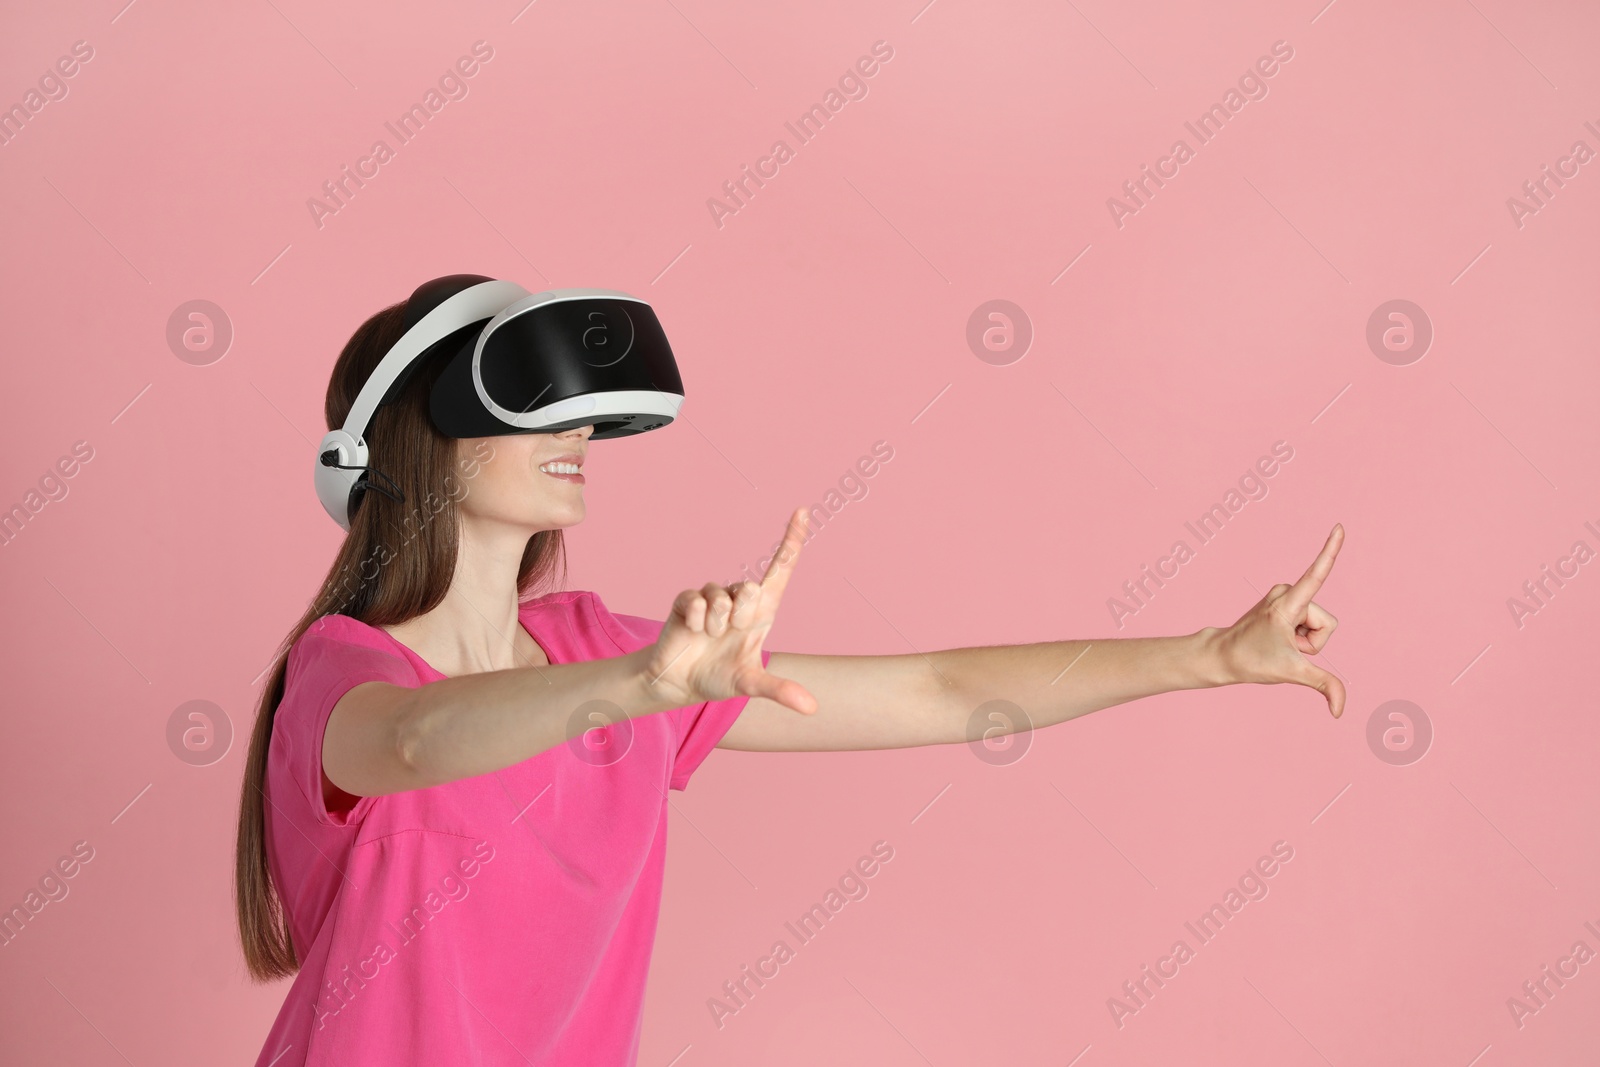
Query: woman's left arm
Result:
<box><xmin>718</xmin><ymin>525</ymin><xmax>1345</xmax><ymax>754</ymax></box>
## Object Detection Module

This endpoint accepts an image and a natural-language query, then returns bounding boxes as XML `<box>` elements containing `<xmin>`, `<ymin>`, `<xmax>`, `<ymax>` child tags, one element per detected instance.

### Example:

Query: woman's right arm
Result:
<box><xmin>323</xmin><ymin>647</ymin><xmax>675</xmax><ymax>798</ymax></box>
<box><xmin>322</xmin><ymin>505</ymin><xmax>819</xmax><ymax>800</ymax></box>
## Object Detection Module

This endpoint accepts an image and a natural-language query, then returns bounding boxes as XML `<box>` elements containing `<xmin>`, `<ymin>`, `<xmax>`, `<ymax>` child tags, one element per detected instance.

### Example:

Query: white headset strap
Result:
<box><xmin>340</xmin><ymin>279</ymin><xmax>532</xmax><ymax>444</ymax></box>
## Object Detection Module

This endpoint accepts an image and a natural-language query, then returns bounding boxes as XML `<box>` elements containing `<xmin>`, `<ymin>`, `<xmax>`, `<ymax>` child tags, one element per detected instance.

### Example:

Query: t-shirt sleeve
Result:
<box><xmin>589</xmin><ymin>596</ymin><xmax>775</xmax><ymax>792</ymax></box>
<box><xmin>669</xmin><ymin>646</ymin><xmax>772</xmax><ymax>791</ymax></box>
<box><xmin>276</xmin><ymin>616</ymin><xmax>419</xmax><ymax>828</ymax></box>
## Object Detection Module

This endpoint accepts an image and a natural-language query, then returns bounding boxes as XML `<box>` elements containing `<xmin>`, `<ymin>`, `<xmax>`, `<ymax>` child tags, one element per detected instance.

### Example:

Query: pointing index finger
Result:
<box><xmin>759</xmin><ymin>505</ymin><xmax>810</xmax><ymax>601</ymax></box>
<box><xmin>1281</xmin><ymin>524</ymin><xmax>1344</xmax><ymax>618</ymax></box>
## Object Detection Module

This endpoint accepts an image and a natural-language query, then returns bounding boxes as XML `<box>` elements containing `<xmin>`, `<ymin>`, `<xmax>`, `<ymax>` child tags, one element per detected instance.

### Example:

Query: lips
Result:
<box><xmin>538</xmin><ymin>453</ymin><xmax>586</xmax><ymax>483</ymax></box>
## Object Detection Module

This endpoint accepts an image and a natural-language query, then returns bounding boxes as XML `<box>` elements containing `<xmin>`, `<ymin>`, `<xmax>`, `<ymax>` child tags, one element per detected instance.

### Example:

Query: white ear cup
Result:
<box><xmin>314</xmin><ymin>429</ymin><xmax>368</xmax><ymax>531</ymax></box>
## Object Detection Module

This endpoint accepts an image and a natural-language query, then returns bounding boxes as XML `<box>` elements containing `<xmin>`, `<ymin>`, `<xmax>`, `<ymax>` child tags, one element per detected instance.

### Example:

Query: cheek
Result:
<box><xmin>460</xmin><ymin>459</ymin><xmax>518</xmax><ymax>510</ymax></box>
<box><xmin>477</xmin><ymin>452</ymin><xmax>555</xmax><ymax>506</ymax></box>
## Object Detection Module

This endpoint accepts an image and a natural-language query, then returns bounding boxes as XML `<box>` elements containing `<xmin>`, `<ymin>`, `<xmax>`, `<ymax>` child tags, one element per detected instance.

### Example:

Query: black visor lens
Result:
<box><xmin>478</xmin><ymin>298</ymin><xmax>684</xmax><ymax>416</ymax></box>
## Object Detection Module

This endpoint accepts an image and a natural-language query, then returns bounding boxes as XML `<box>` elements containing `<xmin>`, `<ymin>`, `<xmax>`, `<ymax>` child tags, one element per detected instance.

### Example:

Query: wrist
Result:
<box><xmin>1186</xmin><ymin>626</ymin><xmax>1235</xmax><ymax>689</ymax></box>
<box><xmin>619</xmin><ymin>647</ymin><xmax>688</xmax><ymax>718</ymax></box>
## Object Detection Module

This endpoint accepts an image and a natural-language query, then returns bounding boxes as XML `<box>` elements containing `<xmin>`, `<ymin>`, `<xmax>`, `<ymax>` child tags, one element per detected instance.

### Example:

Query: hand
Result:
<box><xmin>640</xmin><ymin>505</ymin><xmax>819</xmax><ymax>715</ymax></box>
<box><xmin>1212</xmin><ymin>524</ymin><xmax>1347</xmax><ymax>718</ymax></box>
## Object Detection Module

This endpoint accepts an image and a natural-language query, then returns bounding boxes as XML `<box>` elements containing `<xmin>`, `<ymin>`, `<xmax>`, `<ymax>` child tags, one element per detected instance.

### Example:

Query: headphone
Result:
<box><xmin>314</xmin><ymin>274</ymin><xmax>685</xmax><ymax>530</ymax></box>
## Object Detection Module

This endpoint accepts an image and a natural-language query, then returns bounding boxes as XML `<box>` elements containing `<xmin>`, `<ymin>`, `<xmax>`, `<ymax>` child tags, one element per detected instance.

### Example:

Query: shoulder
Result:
<box><xmin>519</xmin><ymin>589</ymin><xmax>665</xmax><ymax>654</ymax></box>
<box><xmin>283</xmin><ymin>614</ymin><xmax>420</xmax><ymax>701</ymax></box>
<box><xmin>289</xmin><ymin>613</ymin><xmax>396</xmax><ymax>664</ymax></box>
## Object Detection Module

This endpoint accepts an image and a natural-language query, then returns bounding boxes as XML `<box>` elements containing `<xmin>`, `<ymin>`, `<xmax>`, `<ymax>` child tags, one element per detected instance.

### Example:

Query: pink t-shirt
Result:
<box><xmin>253</xmin><ymin>588</ymin><xmax>768</xmax><ymax>1067</ymax></box>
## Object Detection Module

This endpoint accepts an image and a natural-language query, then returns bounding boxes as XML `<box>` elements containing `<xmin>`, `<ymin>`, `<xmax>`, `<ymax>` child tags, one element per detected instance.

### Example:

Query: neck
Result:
<box><xmin>389</xmin><ymin>516</ymin><xmax>546</xmax><ymax>676</ymax></box>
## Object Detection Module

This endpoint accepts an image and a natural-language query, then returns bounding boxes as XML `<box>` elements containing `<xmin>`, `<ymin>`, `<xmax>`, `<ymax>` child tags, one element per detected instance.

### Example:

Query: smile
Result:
<box><xmin>539</xmin><ymin>460</ymin><xmax>584</xmax><ymax>484</ymax></box>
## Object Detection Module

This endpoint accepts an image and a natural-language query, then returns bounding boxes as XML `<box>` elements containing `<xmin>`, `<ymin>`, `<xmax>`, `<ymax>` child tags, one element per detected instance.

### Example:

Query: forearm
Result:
<box><xmin>393</xmin><ymin>648</ymin><xmax>677</xmax><ymax>787</ymax></box>
<box><xmin>932</xmin><ymin>627</ymin><xmax>1232</xmax><ymax>734</ymax></box>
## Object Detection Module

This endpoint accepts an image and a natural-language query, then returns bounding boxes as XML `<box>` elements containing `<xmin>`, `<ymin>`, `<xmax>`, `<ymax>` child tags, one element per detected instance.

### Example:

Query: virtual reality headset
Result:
<box><xmin>314</xmin><ymin>273</ymin><xmax>685</xmax><ymax>530</ymax></box>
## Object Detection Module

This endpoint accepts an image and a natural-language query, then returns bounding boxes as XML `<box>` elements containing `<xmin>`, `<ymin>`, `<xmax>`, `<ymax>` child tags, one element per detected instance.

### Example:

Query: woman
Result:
<box><xmin>236</xmin><ymin>294</ymin><xmax>1345</xmax><ymax>1067</ymax></box>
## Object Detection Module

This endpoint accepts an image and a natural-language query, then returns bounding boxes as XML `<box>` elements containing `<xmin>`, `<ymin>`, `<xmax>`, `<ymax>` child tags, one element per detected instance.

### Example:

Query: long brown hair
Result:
<box><xmin>234</xmin><ymin>295</ymin><xmax>567</xmax><ymax>981</ymax></box>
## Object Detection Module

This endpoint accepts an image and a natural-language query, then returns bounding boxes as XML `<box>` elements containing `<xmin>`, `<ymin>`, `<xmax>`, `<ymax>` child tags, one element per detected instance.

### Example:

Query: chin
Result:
<box><xmin>475</xmin><ymin>495</ymin><xmax>585</xmax><ymax>530</ymax></box>
<box><xmin>539</xmin><ymin>499</ymin><xmax>586</xmax><ymax>528</ymax></box>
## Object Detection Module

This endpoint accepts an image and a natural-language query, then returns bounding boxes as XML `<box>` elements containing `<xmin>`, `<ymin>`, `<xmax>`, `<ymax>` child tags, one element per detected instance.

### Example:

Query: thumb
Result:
<box><xmin>738</xmin><ymin>664</ymin><xmax>818</xmax><ymax>716</ymax></box>
<box><xmin>1295</xmin><ymin>659</ymin><xmax>1346</xmax><ymax>719</ymax></box>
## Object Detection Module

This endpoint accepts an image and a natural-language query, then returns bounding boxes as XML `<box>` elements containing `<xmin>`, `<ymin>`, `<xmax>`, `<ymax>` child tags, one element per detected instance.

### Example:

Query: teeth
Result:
<box><xmin>540</xmin><ymin>462</ymin><xmax>581</xmax><ymax>475</ymax></box>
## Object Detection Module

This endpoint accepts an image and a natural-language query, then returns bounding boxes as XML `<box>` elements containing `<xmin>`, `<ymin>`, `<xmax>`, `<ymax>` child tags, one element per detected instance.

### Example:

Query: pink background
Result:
<box><xmin>3</xmin><ymin>0</ymin><xmax>1598</xmax><ymax>1063</ymax></box>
